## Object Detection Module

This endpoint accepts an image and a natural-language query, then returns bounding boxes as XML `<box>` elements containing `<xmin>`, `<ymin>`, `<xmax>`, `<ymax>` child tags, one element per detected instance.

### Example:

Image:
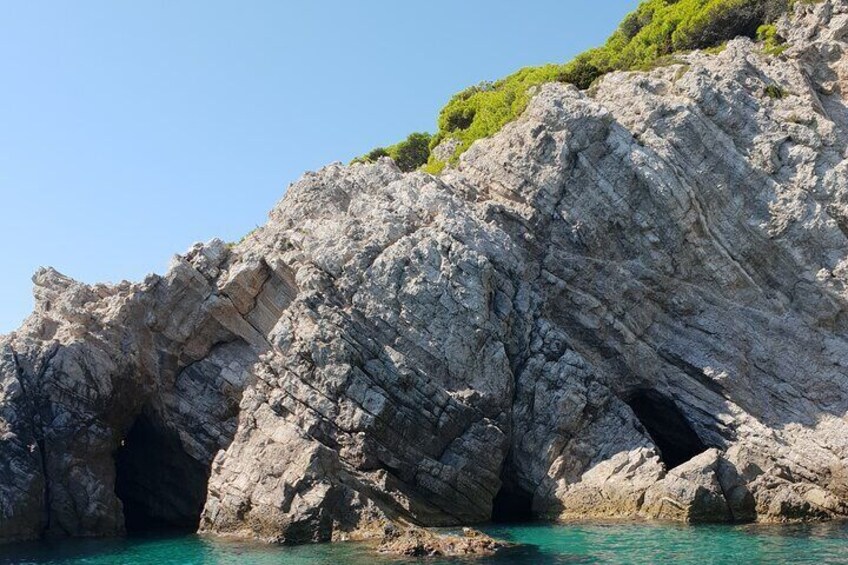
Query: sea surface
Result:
<box><xmin>2</xmin><ymin>522</ymin><xmax>848</xmax><ymax>565</ymax></box>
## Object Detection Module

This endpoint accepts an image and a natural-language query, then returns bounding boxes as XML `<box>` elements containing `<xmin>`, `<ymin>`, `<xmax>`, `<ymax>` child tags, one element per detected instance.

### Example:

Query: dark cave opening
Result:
<box><xmin>491</xmin><ymin>480</ymin><xmax>534</xmax><ymax>523</ymax></box>
<box><xmin>626</xmin><ymin>389</ymin><xmax>707</xmax><ymax>470</ymax></box>
<box><xmin>114</xmin><ymin>413</ymin><xmax>209</xmax><ymax>534</ymax></box>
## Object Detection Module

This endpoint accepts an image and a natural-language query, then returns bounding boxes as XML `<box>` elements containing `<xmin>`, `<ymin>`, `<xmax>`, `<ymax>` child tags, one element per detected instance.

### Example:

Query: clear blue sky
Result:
<box><xmin>0</xmin><ymin>0</ymin><xmax>638</xmax><ymax>333</ymax></box>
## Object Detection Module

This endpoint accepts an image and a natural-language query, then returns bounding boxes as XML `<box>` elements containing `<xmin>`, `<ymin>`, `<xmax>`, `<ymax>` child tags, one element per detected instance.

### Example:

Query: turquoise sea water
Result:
<box><xmin>3</xmin><ymin>522</ymin><xmax>848</xmax><ymax>565</ymax></box>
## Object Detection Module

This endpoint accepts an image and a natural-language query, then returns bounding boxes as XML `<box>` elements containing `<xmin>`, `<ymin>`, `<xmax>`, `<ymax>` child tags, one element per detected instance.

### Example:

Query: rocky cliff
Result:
<box><xmin>4</xmin><ymin>0</ymin><xmax>848</xmax><ymax>545</ymax></box>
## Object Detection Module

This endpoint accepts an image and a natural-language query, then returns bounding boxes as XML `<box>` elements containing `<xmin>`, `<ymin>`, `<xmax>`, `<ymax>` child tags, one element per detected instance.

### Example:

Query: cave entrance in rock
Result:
<box><xmin>491</xmin><ymin>478</ymin><xmax>534</xmax><ymax>523</ymax></box>
<box><xmin>626</xmin><ymin>389</ymin><xmax>707</xmax><ymax>470</ymax></box>
<box><xmin>114</xmin><ymin>413</ymin><xmax>209</xmax><ymax>534</ymax></box>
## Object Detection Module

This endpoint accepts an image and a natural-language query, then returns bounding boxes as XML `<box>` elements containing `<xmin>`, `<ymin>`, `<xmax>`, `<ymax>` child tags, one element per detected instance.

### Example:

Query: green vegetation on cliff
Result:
<box><xmin>355</xmin><ymin>0</ymin><xmax>806</xmax><ymax>173</ymax></box>
<box><xmin>351</xmin><ymin>132</ymin><xmax>432</xmax><ymax>173</ymax></box>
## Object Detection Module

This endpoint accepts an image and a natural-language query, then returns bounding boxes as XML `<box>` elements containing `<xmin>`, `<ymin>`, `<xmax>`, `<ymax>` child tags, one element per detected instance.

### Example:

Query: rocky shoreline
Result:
<box><xmin>4</xmin><ymin>0</ymin><xmax>848</xmax><ymax>547</ymax></box>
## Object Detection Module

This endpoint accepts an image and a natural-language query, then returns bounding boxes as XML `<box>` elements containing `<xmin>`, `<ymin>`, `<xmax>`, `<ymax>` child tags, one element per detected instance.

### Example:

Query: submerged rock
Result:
<box><xmin>376</xmin><ymin>525</ymin><xmax>509</xmax><ymax>557</ymax></box>
<box><xmin>4</xmin><ymin>0</ymin><xmax>848</xmax><ymax>546</ymax></box>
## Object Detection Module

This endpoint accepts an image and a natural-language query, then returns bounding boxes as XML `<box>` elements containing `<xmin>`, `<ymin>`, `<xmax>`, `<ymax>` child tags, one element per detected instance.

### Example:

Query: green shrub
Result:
<box><xmin>757</xmin><ymin>23</ymin><xmax>778</xmax><ymax>42</ymax></box>
<box><xmin>757</xmin><ymin>23</ymin><xmax>787</xmax><ymax>54</ymax></box>
<box><xmin>391</xmin><ymin>132</ymin><xmax>432</xmax><ymax>172</ymax></box>
<box><xmin>672</xmin><ymin>0</ymin><xmax>765</xmax><ymax>51</ymax></box>
<box><xmin>444</xmin><ymin>106</ymin><xmax>476</xmax><ymax>132</ymax></box>
<box><xmin>356</xmin><ymin>0</ymin><xmax>808</xmax><ymax>171</ymax></box>
<box><xmin>764</xmin><ymin>83</ymin><xmax>788</xmax><ymax>98</ymax></box>
<box><xmin>354</xmin><ymin>132</ymin><xmax>432</xmax><ymax>172</ymax></box>
<box><xmin>422</xmin><ymin>159</ymin><xmax>447</xmax><ymax>175</ymax></box>
<box><xmin>432</xmin><ymin>64</ymin><xmax>565</xmax><ymax>163</ymax></box>
<box><xmin>351</xmin><ymin>147</ymin><xmax>390</xmax><ymax>165</ymax></box>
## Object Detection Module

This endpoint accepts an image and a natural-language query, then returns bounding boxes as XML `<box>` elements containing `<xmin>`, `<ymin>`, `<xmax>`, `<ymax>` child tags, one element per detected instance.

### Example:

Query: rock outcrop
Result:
<box><xmin>375</xmin><ymin>525</ymin><xmax>509</xmax><ymax>557</ymax></box>
<box><xmin>4</xmin><ymin>0</ymin><xmax>848</xmax><ymax>546</ymax></box>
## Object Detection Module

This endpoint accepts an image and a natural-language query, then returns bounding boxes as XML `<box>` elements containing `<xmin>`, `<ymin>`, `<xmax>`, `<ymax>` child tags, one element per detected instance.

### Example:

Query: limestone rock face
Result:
<box><xmin>640</xmin><ymin>449</ymin><xmax>732</xmax><ymax>523</ymax></box>
<box><xmin>4</xmin><ymin>0</ymin><xmax>848</xmax><ymax>545</ymax></box>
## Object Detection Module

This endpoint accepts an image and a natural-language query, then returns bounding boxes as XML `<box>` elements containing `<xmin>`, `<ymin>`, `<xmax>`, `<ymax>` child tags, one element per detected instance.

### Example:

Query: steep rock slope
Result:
<box><xmin>4</xmin><ymin>1</ymin><xmax>848</xmax><ymax>544</ymax></box>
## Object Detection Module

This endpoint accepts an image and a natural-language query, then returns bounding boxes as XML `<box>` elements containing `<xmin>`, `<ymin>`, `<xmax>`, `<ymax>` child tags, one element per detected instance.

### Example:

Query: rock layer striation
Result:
<box><xmin>4</xmin><ymin>1</ymin><xmax>848</xmax><ymax>545</ymax></box>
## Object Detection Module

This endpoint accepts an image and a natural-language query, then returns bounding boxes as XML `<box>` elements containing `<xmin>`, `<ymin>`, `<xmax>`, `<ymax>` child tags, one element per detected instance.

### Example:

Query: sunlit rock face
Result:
<box><xmin>4</xmin><ymin>0</ymin><xmax>848</xmax><ymax>545</ymax></box>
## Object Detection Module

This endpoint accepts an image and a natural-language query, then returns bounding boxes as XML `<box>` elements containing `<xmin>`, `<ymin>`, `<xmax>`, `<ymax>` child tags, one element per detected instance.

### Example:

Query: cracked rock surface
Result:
<box><xmin>4</xmin><ymin>0</ymin><xmax>848</xmax><ymax>545</ymax></box>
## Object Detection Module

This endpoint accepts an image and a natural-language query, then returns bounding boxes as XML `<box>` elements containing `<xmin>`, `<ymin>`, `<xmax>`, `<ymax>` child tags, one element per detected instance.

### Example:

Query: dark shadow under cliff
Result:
<box><xmin>626</xmin><ymin>389</ymin><xmax>707</xmax><ymax>470</ymax></box>
<box><xmin>114</xmin><ymin>413</ymin><xmax>209</xmax><ymax>533</ymax></box>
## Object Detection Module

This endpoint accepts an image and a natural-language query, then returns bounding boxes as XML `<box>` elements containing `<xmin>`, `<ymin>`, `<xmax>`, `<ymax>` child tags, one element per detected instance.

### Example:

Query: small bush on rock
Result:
<box><xmin>391</xmin><ymin>132</ymin><xmax>432</xmax><ymax>172</ymax></box>
<box><xmin>354</xmin><ymin>133</ymin><xmax>433</xmax><ymax>172</ymax></box>
<box><xmin>764</xmin><ymin>83</ymin><xmax>788</xmax><ymax>99</ymax></box>
<box><xmin>356</xmin><ymin>0</ymin><xmax>812</xmax><ymax>171</ymax></box>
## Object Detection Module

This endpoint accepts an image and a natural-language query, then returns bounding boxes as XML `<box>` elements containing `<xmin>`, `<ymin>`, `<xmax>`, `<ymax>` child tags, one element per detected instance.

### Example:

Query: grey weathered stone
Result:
<box><xmin>3</xmin><ymin>0</ymin><xmax>848</xmax><ymax>546</ymax></box>
<box><xmin>641</xmin><ymin>449</ymin><xmax>732</xmax><ymax>522</ymax></box>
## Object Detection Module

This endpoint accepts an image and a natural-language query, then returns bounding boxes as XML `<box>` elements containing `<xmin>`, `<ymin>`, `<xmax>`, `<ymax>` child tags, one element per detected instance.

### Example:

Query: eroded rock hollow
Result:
<box><xmin>3</xmin><ymin>1</ymin><xmax>848</xmax><ymax>545</ymax></box>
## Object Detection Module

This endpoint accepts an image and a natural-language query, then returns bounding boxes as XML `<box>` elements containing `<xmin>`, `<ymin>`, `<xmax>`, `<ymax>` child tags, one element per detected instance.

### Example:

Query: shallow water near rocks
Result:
<box><xmin>3</xmin><ymin>522</ymin><xmax>848</xmax><ymax>564</ymax></box>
